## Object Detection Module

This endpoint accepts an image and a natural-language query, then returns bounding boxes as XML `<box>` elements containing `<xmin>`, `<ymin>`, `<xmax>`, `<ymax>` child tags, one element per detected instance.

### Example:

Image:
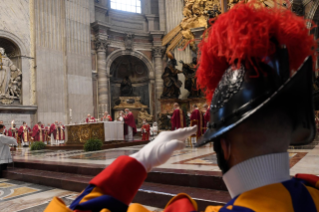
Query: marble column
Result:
<box><xmin>95</xmin><ymin>38</ymin><xmax>109</xmax><ymax>118</ymax></box>
<box><xmin>152</xmin><ymin>46</ymin><xmax>165</xmax><ymax>117</ymax></box>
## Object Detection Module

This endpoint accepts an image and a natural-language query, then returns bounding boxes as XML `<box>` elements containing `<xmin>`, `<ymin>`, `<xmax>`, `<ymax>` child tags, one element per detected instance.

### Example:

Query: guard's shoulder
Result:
<box><xmin>295</xmin><ymin>174</ymin><xmax>319</xmax><ymax>189</ymax></box>
<box><xmin>227</xmin><ymin>183</ymin><xmax>294</xmax><ymax>212</ymax></box>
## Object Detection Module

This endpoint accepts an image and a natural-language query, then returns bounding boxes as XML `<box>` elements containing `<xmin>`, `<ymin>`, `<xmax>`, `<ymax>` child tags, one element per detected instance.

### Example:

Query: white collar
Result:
<box><xmin>223</xmin><ymin>152</ymin><xmax>290</xmax><ymax>198</ymax></box>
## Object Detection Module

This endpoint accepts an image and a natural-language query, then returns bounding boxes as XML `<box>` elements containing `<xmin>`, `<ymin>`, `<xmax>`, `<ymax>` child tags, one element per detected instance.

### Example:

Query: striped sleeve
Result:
<box><xmin>45</xmin><ymin>156</ymin><xmax>147</xmax><ymax>212</ymax></box>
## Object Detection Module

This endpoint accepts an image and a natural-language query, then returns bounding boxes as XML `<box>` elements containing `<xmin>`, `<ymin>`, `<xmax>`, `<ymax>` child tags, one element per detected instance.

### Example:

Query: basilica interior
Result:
<box><xmin>0</xmin><ymin>0</ymin><xmax>319</xmax><ymax>211</ymax></box>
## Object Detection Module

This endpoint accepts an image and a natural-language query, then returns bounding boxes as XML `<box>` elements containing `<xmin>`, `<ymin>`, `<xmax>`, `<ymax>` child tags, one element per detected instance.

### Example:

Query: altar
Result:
<box><xmin>65</xmin><ymin>122</ymin><xmax>124</xmax><ymax>144</ymax></box>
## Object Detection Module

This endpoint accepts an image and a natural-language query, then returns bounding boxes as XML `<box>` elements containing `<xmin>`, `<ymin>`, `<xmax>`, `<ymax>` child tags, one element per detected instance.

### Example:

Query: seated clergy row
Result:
<box><xmin>0</xmin><ymin>120</ymin><xmax>65</xmax><ymax>146</ymax></box>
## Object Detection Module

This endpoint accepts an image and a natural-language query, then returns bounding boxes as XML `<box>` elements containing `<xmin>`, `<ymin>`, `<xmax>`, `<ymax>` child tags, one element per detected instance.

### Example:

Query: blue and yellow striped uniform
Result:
<box><xmin>45</xmin><ymin>156</ymin><xmax>319</xmax><ymax>212</ymax></box>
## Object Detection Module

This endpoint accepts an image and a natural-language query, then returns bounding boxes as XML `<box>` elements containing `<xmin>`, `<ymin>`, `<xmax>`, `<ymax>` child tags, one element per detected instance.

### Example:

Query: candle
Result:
<box><xmin>11</xmin><ymin>120</ymin><xmax>14</xmax><ymax>129</ymax></box>
<box><xmin>70</xmin><ymin>108</ymin><xmax>72</xmax><ymax>117</ymax></box>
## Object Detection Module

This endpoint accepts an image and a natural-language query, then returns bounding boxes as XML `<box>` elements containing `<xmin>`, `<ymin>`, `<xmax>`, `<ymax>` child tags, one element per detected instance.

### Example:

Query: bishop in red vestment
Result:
<box><xmin>18</xmin><ymin>122</ymin><xmax>30</xmax><ymax>146</ymax></box>
<box><xmin>8</xmin><ymin>124</ymin><xmax>18</xmax><ymax>140</ymax></box>
<box><xmin>58</xmin><ymin>122</ymin><xmax>65</xmax><ymax>142</ymax></box>
<box><xmin>190</xmin><ymin>104</ymin><xmax>204</xmax><ymax>139</ymax></box>
<box><xmin>101</xmin><ymin>111</ymin><xmax>113</xmax><ymax>121</ymax></box>
<box><xmin>171</xmin><ymin>103</ymin><xmax>186</xmax><ymax>130</ymax></box>
<box><xmin>50</xmin><ymin>121</ymin><xmax>59</xmax><ymax>144</ymax></box>
<box><xmin>141</xmin><ymin>120</ymin><xmax>150</xmax><ymax>141</ymax></box>
<box><xmin>86</xmin><ymin>114</ymin><xmax>96</xmax><ymax>123</ymax></box>
<box><xmin>44</xmin><ymin>124</ymin><xmax>51</xmax><ymax>143</ymax></box>
<box><xmin>203</xmin><ymin>104</ymin><xmax>210</xmax><ymax>133</ymax></box>
<box><xmin>124</xmin><ymin>109</ymin><xmax>137</xmax><ymax>141</ymax></box>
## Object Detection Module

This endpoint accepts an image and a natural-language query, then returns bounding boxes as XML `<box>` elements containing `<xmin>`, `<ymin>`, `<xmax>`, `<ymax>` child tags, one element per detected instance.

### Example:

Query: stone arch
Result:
<box><xmin>106</xmin><ymin>50</ymin><xmax>155</xmax><ymax>80</ymax></box>
<box><xmin>106</xmin><ymin>49</ymin><xmax>155</xmax><ymax>117</ymax></box>
<box><xmin>0</xmin><ymin>30</ymin><xmax>28</xmax><ymax>57</ymax></box>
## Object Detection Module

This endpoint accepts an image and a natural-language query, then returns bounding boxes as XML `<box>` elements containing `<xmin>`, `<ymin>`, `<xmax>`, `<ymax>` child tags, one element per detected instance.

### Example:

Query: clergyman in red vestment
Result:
<box><xmin>8</xmin><ymin>124</ymin><xmax>18</xmax><ymax>141</ymax></box>
<box><xmin>50</xmin><ymin>121</ymin><xmax>59</xmax><ymax>145</ymax></box>
<box><xmin>203</xmin><ymin>104</ymin><xmax>210</xmax><ymax>133</ymax></box>
<box><xmin>32</xmin><ymin>122</ymin><xmax>44</xmax><ymax>142</ymax></box>
<box><xmin>86</xmin><ymin>114</ymin><xmax>96</xmax><ymax>123</ymax></box>
<box><xmin>58</xmin><ymin>122</ymin><xmax>65</xmax><ymax>144</ymax></box>
<box><xmin>141</xmin><ymin>119</ymin><xmax>150</xmax><ymax>141</ymax></box>
<box><xmin>44</xmin><ymin>124</ymin><xmax>51</xmax><ymax>144</ymax></box>
<box><xmin>190</xmin><ymin>104</ymin><xmax>204</xmax><ymax>140</ymax></box>
<box><xmin>18</xmin><ymin>121</ymin><xmax>30</xmax><ymax>146</ymax></box>
<box><xmin>124</xmin><ymin>108</ymin><xmax>137</xmax><ymax>142</ymax></box>
<box><xmin>171</xmin><ymin>103</ymin><xmax>186</xmax><ymax>130</ymax></box>
<box><xmin>101</xmin><ymin>111</ymin><xmax>113</xmax><ymax>121</ymax></box>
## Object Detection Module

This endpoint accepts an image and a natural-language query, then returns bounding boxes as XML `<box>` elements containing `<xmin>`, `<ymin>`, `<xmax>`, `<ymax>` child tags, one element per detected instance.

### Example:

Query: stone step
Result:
<box><xmin>45</xmin><ymin>140</ymin><xmax>149</xmax><ymax>150</ymax></box>
<box><xmin>12</xmin><ymin>160</ymin><xmax>227</xmax><ymax>191</ymax></box>
<box><xmin>3</xmin><ymin>167</ymin><xmax>231</xmax><ymax>211</ymax></box>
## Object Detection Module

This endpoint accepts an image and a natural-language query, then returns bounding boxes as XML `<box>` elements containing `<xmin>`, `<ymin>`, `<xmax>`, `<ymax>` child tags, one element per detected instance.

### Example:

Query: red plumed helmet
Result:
<box><xmin>196</xmin><ymin>1</ymin><xmax>317</xmax><ymax>147</ymax></box>
<box><xmin>197</xmin><ymin>1</ymin><xmax>317</xmax><ymax>102</ymax></box>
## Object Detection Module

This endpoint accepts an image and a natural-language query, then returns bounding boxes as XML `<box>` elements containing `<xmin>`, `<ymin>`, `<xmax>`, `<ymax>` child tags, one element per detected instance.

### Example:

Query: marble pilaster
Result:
<box><xmin>95</xmin><ymin>38</ymin><xmax>110</xmax><ymax>118</ymax></box>
<box><xmin>152</xmin><ymin>46</ymin><xmax>164</xmax><ymax>116</ymax></box>
<box><xmin>150</xmin><ymin>31</ymin><xmax>165</xmax><ymax>115</ymax></box>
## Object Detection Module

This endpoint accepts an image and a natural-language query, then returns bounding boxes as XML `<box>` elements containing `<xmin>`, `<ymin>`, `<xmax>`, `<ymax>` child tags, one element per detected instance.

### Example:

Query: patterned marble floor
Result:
<box><xmin>10</xmin><ymin>143</ymin><xmax>319</xmax><ymax>175</ymax></box>
<box><xmin>0</xmin><ymin>179</ymin><xmax>162</xmax><ymax>212</ymax></box>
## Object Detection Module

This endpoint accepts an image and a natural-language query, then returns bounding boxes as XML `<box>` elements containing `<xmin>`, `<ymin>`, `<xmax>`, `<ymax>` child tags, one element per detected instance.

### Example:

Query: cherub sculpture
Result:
<box><xmin>9</xmin><ymin>76</ymin><xmax>22</xmax><ymax>98</ymax></box>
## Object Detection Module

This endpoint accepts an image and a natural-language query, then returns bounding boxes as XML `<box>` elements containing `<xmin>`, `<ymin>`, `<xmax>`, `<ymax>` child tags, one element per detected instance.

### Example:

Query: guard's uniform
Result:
<box><xmin>45</xmin><ymin>156</ymin><xmax>319</xmax><ymax>212</ymax></box>
<box><xmin>45</xmin><ymin>1</ymin><xmax>319</xmax><ymax>212</ymax></box>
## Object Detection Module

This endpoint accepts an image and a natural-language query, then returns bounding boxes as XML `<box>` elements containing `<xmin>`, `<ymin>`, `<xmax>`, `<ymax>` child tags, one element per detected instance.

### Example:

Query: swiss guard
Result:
<box><xmin>45</xmin><ymin>1</ymin><xmax>319</xmax><ymax>212</ymax></box>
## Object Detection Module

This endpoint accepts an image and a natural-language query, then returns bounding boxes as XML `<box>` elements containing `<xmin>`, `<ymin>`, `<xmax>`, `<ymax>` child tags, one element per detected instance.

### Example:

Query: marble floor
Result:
<box><xmin>10</xmin><ymin>143</ymin><xmax>319</xmax><ymax>175</ymax></box>
<box><xmin>0</xmin><ymin>179</ymin><xmax>162</xmax><ymax>212</ymax></box>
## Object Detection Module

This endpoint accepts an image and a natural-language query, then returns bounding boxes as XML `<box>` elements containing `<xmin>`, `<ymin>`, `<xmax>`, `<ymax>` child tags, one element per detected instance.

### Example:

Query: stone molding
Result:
<box><xmin>0</xmin><ymin>30</ymin><xmax>28</xmax><ymax>56</ymax></box>
<box><xmin>150</xmin><ymin>31</ymin><xmax>165</xmax><ymax>46</ymax></box>
<box><xmin>95</xmin><ymin>4</ymin><xmax>108</xmax><ymax>15</ymax></box>
<box><xmin>0</xmin><ymin>105</ymin><xmax>37</xmax><ymax>113</ymax></box>
<box><xmin>106</xmin><ymin>49</ymin><xmax>155</xmax><ymax>79</ymax></box>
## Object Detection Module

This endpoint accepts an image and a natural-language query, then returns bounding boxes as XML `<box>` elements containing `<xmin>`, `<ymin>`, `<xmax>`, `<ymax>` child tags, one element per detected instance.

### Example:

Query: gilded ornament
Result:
<box><xmin>162</xmin><ymin>0</ymin><xmax>284</xmax><ymax>55</ymax></box>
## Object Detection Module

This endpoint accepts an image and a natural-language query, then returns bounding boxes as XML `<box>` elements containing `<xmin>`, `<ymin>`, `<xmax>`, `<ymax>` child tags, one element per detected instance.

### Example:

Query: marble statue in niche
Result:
<box><xmin>0</xmin><ymin>47</ymin><xmax>22</xmax><ymax>104</ymax></box>
<box><xmin>180</xmin><ymin>57</ymin><xmax>202</xmax><ymax>98</ymax></box>
<box><xmin>161</xmin><ymin>53</ymin><xmax>183</xmax><ymax>99</ymax></box>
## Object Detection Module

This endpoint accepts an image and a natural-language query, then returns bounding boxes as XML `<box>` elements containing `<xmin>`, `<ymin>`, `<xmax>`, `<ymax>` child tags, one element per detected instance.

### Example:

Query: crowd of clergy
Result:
<box><xmin>0</xmin><ymin>120</ymin><xmax>65</xmax><ymax>147</ymax></box>
<box><xmin>0</xmin><ymin>104</ymin><xmax>205</xmax><ymax>147</ymax></box>
<box><xmin>170</xmin><ymin>103</ymin><xmax>210</xmax><ymax>145</ymax></box>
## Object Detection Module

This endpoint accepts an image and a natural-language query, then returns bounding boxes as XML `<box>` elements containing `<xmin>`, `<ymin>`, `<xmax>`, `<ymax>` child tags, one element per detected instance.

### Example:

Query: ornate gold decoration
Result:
<box><xmin>113</xmin><ymin>96</ymin><xmax>148</xmax><ymax>110</ymax></box>
<box><xmin>138</xmin><ymin>108</ymin><xmax>153</xmax><ymax>128</ymax></box>
<box><xmin>163</xmin><ymin>0</ymin><xmax>220</xmax><ymax>54</ymax></box>
<box><xmin>163</xmin><ymin>0</ymin><xmax>285</xmax><ymax>55</ymax></box>
<box><xmin>66</xmin><ymin>123</ymin><xmax>105</xmax><ymax>144</ymax></box>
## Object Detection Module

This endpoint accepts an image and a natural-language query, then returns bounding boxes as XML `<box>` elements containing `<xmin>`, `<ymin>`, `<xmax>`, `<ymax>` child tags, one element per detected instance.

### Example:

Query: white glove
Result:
<box><xmin>130</xmin><ymin>126</ymin><xmax>197</xmax><ymax>172</ymax></box>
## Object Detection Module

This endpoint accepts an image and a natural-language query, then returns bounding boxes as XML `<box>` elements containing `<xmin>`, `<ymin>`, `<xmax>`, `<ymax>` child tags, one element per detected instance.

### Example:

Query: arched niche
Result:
<box><xmin>0</xmin><ymin>30</ymin><xmax>31</xmax><ymax>106</ymax></box>
<box><xmin>110</xmin><ymin>55</ymin><xmax>149</xmax><ymax>83</ymax></box>
<box><xmin>109</xmin><ymin>55</ymin><xmax>150</xmax><ymax>111</ymax></box>
<box><xmin>0</xmin><ymin>37</ymin><xmax>22</xmax><ymax>71</ymax></box>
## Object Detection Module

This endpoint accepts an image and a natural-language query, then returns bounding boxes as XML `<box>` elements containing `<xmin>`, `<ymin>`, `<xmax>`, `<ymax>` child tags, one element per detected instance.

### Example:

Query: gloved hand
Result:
<box><xmin>130</xmin><ymin>126</ymin><xmax>197</xmax><ymax>172</ymax></box>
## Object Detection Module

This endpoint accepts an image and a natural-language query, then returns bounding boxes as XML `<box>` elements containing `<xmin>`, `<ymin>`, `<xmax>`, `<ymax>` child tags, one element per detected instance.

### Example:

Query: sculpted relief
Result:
<box><xmin>0</xmin><ymin>47</ymin><xmax>22</xmax><ymax>105</ymax></box>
